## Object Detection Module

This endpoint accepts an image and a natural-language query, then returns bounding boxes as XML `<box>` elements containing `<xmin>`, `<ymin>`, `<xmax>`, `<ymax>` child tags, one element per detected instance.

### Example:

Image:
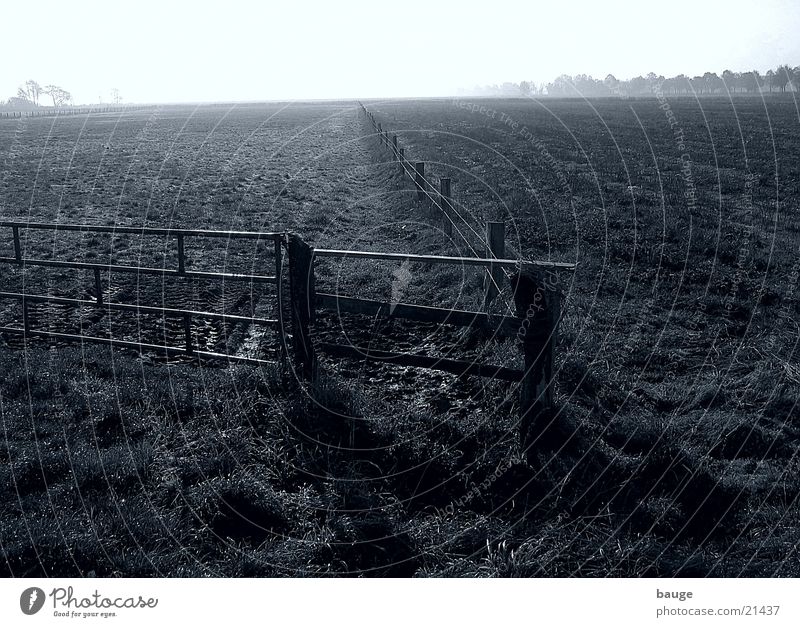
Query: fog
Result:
<box><xmin>1</xmin><ymin>0</ymin><xmax>798</xmax><ymax>103</ymax></box>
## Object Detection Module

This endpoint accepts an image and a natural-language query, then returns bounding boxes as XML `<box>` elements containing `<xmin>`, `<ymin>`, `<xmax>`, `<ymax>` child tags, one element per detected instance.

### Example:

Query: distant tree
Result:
<box><xmin>6</xmin><ymin>95</ymin><xmax>35</xmax><ymax>109</ymax></box>
<box><xmin>722</xmin><ymin>69</ymin><xmax>736</xmax><ymax>92</ymax></box>
<box><xmin>23</xmin><ymin>80</ymin><xmax>42</xmax><ymax>105</ymax></box>
<box><xmin>518</xmin><ymin>81</ymin><xmax>531</xmax><ymax>96</ymax></box>
<box><xmin>44</xmin><ymin>85</ymin><xmax>72</xmax><ymax>107</ymax></box>
<box><xmin>754</xmin><ymin>70</ymin><xmax>764</xmax><ymax>92</ymax></box>
<box><xmin>111</xmin><ymin>87</ymin><xmax>122</xmax><ymax>104</ymax></box>
<box><xmin>546</xmin><ymin>75</ymin><xmax>573</xmax><ymax>96</ymax></box>
<box><xmin>690</xmin><ymin>75</ymin><xmax>705</xmax><ymax>93</ymax></box>
<box><xmin>765</xmin><ymin>69</ymin><xmax>775</xmax><ymax>92</ymax></box>
<box><xmin>703</xmin><ymin>72</ymin><xmax>723</xmax><ymax>93</ymax></box>
<box><xmin>535</xmin><ymin>64</ymin><xmax>799</xmax><ymax>98</ymax></box>
<box><xmin>628</xmin><ymin>75</ymin><xmax>647</xmax><ymax>94</ymax></box>
<box><xmin>738</xmin><ymin>71</ymin><xmax>759</xmax><ymax>93</ymax></box>
<box><xmin>775</xmin><ymin>64</ymin><xmax>793</xmax><ymax>92</ymax></box>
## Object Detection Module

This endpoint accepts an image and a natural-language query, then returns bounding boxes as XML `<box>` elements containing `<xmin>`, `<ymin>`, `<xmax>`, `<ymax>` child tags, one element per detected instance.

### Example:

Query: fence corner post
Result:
<box><xmin>484</xmin><ymin>221</ymin><xmax>505</xmax><ymax>310</ymax></box>
<box><xmin>511</xmin><ymin>267</ymin><xmax>560</xmax><ymax>463</ymax></box>
<box><xmin>287</xmin><ymin>234</ymin><xmax>317</xmax><ymax>381</ymax></box>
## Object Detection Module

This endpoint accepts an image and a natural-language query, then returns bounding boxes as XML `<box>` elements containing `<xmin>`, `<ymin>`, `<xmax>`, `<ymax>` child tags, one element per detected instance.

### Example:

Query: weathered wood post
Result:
<box><xmin>183</xmin><ymin>314</ymin><xmax>193</xmax><ymax>355</ymax></box>
<box><xmin>484</xmin><ymin>221</ymin><xmax>505</xmax><ymax>310</ymax></box>
<box><xmin>392</xmin><ymin>135</ymin><xmax>398</xmax><ymax>159</ymax></box>
<box><xmin>414</xmin><ymin>162</ymin><xmax>425</xmax><ymax>202</ymax></box>
<box><xmin>288</xmin><ymin>234</ymin><xmax>317</xmax><ymax>381</ymax></box>
<box><xmin>511</xmin><ymin>267</ymin><xmax>560</xmax><ymax>462</ymax></box>
<box><xmin>12</xmin><ymin>226</ymin><xmax>21</xmax><ymax>262</ymax></box>
<box><xmin>440</xmin><ymin>178</ymin><xmax>452</xmax><ymax>235</ymax></box>
<box><xmin>176</xmin><ymin>234</ymin><xmax>186</xmax><ymax>274</ymax></box>
<box><xmin>94</xmin><ymin>268</ymin><xmax>103</xmax><ymax>306</ymax></box>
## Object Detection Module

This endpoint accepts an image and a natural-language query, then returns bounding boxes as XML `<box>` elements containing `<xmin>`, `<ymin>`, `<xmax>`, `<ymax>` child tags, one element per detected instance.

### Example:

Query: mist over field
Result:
<box><xmin>1</xmin><ymin>0</ymin><xmax>800</xmax><ymax>580</ymax></box>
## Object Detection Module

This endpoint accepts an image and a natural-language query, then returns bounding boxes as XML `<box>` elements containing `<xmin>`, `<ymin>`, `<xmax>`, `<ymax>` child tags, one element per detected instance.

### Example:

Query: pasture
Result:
<box><xmin>1</xmin><ymin>97</ymin><xmax>799</xmax><ymax>576</ymax></box>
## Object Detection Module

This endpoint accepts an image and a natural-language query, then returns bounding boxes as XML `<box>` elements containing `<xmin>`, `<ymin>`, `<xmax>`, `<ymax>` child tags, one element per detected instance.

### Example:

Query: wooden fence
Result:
<box><xmin>0</xmin><ymin>106</ymin><xmax>154</xmax><ymax>119</ymax></box>
<box><xmin>358</xmin><ymin>102</ymin><xmax>517</xmax><ymax>313</ymax></box>
<box><xmin>0</xmin><ymin>221</ymin><xmax>574</xmax><ymax>450</ymax></box>
<box><xmin>288</xmin><ymin>233</ymin><xmax>575</xmax><ymax>452</ymax></box>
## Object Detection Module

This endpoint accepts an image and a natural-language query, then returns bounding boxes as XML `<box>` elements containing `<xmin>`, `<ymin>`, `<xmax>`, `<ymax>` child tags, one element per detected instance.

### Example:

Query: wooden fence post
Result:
<box><xmin>274</xmin><ymin>237</ymin><xmax>287</xmax><ymax>363</ymax></box>
<box><xmin>183</xmin><ymin>314</ymin><xmax>193</xmax><ymax>354</ymax></box>
<box><xmin>94</xmin><ymin>268</ymin><xmax>103</xmax><ymax>306</ymax></box>
<box><xmin>12</xmin><ymin>226</ymin><xmax>21</xmax><ymax>262</ymax></box>
<box><xmin>392</xmin><ymin>135</ymin><xmax>398</xmax><ymax>158</ymax></box>
<box><xmin>177</xmin><ymin>234</ymin><xmax>185</xmax><ymax>274</ymax></box>
<box><xmin>288</xmin><ymin>234</ymin><xmax>317</xmax><ymax>381</ymax></box>
<box><xmin>414</xmin><ymin>162</ymin><xmax>425</xmax><ymax>201</ymax></box>
<box><xmin>440</xmin><ymin>178</ymin><xmax>452</xmax><ymax>235</ymax></box>
<box><xmin>511</xmin><ymin>269</ymin><xmax>560</xmax><ymax>462</ymax></box>
<box><xmin>484</xmin><ymin>221</ymin><xmax>505</xmax><ymax>310</ymax></box>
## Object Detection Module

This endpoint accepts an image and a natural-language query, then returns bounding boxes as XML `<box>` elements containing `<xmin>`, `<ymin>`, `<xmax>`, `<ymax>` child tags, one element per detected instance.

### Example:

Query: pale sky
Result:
<box><xmin>1</xmin><ymin>0</ymin><xmax>798</xmax><ymax>103</ymax></box>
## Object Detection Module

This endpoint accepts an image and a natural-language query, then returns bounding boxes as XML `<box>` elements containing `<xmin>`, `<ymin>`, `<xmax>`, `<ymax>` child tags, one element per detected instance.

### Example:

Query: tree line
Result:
<box><xmin>462</xmin><ymin>64</ymin><xmax>799</xmax><ymax>97</ymax></box>
<box><xmin>2</xmin><ymin>79</ymin><xmax>73</xmax><ymax>109</ymax></box>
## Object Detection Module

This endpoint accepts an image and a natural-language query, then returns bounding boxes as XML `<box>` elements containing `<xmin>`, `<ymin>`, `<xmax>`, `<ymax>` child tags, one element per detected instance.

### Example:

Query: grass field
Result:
<box><xmin>1</xmin><ymin>97</ymin><xmax>799</xmax><ymax>576</ymax></box>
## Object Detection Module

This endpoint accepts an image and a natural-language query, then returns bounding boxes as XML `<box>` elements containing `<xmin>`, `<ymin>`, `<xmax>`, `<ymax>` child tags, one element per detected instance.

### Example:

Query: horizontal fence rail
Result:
<box><xmin>0</xmin><ymin>327</ymin><xmax>275</xmax><ymax>365</ymax></box>
<box><xmin>317</xmin><ymin>342</ymin><xmax>524</xmax><ymax>382</ymax></box>
<box><xmin>314</xmin><ymin>247</ymin><xmax>575</xmax><ymax>270</ymax></box>
<box><xmin>0</xmin><ymin>292</ymin><xmax>279</xmax><ymax>327</ymax></box>
<box><xmin>0</xmin><ymin>221</ymin><xmax>285</xmax><ymax>239</ymax></box>
<box><xmin>315</xmin><ymin>293</ymin><xmax>521</xmax><ymax>337</ymax></box>
<box><xmin>0</xmin><ymin>221</ymin><xmax>288</xmax><ymax>366</ymax></box>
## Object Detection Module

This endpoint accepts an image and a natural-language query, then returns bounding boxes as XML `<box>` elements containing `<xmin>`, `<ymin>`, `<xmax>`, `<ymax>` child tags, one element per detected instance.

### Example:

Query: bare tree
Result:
<box><xmin>43</xmin><ymin>85</ymin><xmax>72</xmax><ymax>107</ymax></box>
<box><xmin>111</xmin><ymin>88</ymin><xmax>122</xmax><ymax>104</ymax></box>
<box><xmin>24</xmin><ymin>80</ymin><xmax>42</xmax><ymax>105</ymax></box>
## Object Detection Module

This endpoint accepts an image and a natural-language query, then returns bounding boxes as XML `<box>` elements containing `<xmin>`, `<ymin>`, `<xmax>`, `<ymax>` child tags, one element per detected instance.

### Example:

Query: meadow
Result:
<box><xmin>1</xmin><ymin>96</ymin><xmax>799</xmax><ymax>576</ymax></box>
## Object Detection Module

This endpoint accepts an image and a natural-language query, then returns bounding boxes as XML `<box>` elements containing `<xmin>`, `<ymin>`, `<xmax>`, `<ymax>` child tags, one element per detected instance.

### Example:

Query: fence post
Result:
<box><xmin>176</xmin><ymin>234</ymin><xmax>185</xmax><ymax>274</ymax></box>
<box><xmin>484</xmin><ymin>221</ymin><xmax>505</xmax><ymax>310</ymax></box>
<box><xmin>511</xmin><ymin>268</ymin><xmax>560</xmax><ymax>462</ymax></box>
<box><xmin>94</xmin><ymin>268</ymin><xmax>103</xmax><ymax>306</ymax></box>
<box><xmin>183</xmin><ymin>314</ymin><xmax>193</xmax><ymax>354</ymax></box>
<box><xmin>274</xmin><ymin>237</ymin><xmax>287</xmax><ymax>363</ymax></box>
<box><xmin>440</xmin><ymin>178</ymin><xmax>452</xmax><ymax>235</ymax></box>
<box><xmin>414</xmin><ymin>162</ymin><xmax>425</xmax><ymax>201</ymax></box>
<box><xmin>288</xmin><ymin>234</ymin><xmax>317</xmax><ymax>381</ymax></box>
<box><xmin>12</xmin><ymin>226</ymin><xmax>21</xmax><ymax>262</ymax></box>
<box><xmin>392</xmin><ymin>135</ymin><xmax>398</xmax><ymax>159</ymax></box>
